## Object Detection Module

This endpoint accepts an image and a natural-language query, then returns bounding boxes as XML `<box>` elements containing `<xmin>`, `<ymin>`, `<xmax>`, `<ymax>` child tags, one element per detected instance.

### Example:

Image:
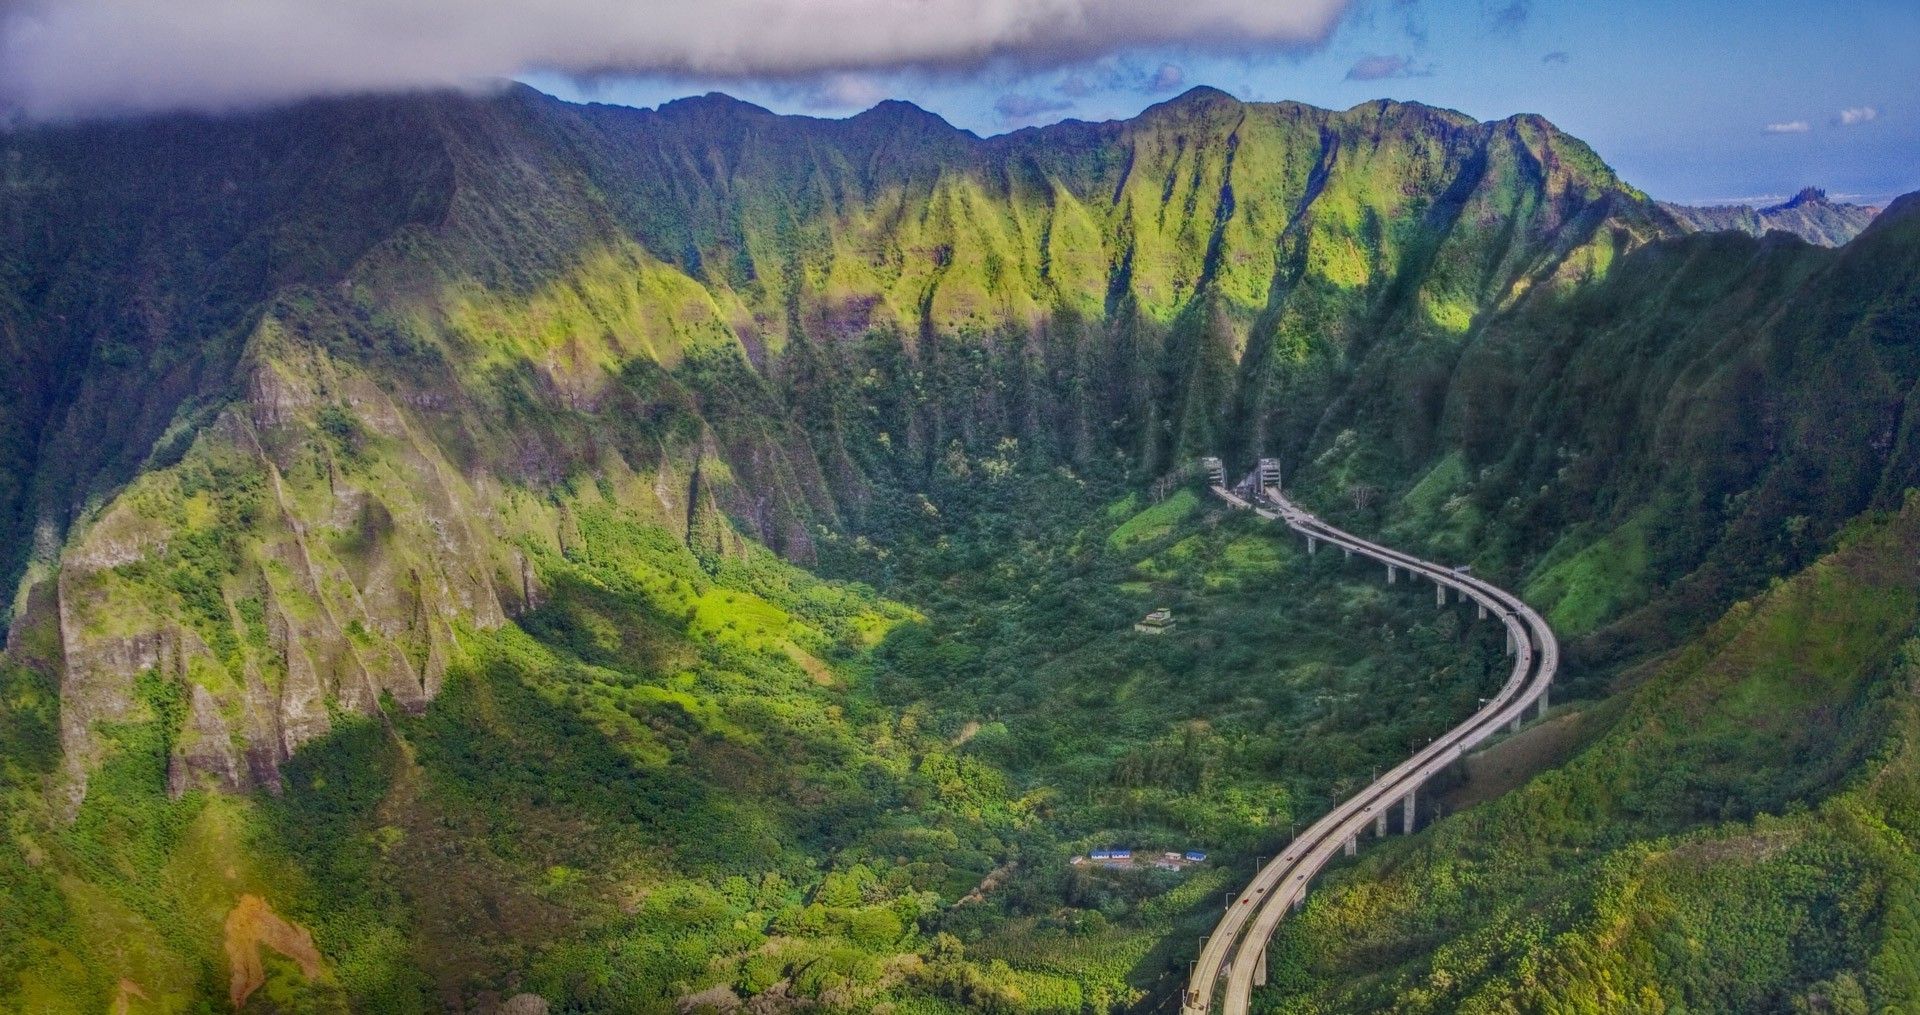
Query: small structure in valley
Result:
<box><xmin>1135</xmin><ymin>608</ymin><xmax>1176</xmax><ymax>635</ymax></box>
<box><xmin>1071</xmin><ymin>848</ymin><xmax>1209</xmax><ymax>872</ymax></box>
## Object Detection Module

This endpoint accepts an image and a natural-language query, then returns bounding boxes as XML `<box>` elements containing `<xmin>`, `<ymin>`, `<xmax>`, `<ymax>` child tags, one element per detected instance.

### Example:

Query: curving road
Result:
<box><xmin>1180</xmin><ymin>473</ymin><xmax>1558</xmax><ymax>1015</ymax></box>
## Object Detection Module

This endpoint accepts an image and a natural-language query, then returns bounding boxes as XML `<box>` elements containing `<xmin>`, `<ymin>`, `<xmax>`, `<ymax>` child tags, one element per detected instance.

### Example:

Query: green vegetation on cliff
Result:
<box><xmin>1</xmin><ymin>80</ymin><xmax>1917</xmax><ymax>1014</ymax></box>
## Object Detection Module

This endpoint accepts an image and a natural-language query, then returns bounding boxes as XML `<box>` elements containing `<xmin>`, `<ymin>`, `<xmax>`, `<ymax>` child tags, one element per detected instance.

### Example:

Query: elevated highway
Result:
<box><xmin>1181</xmin><ymin>458</ymin><xmax>1559</xmax><ymax>1015</ymax></box>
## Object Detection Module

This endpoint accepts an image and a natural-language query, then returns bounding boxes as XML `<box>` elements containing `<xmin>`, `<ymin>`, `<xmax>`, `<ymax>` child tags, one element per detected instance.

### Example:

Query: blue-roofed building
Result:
<box><xmin>1184</xmin><ymin>851</ymin><xmax>1208</xmax><ymax>863</ymax></box>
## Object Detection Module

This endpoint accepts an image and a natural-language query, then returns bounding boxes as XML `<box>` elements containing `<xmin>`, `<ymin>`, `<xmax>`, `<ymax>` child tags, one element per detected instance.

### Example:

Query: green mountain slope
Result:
<box><xmin>1247</xmin><ymin>195</ymin><xmax>1920</xmax><ymax>1012</ymax></box>
<box><xmin>0</xmin><ymin>83</ymin><xmax>1669</xmax><ymax>803</ymax></box>
<box><xmin>1</xmin><ymin>82</ymin><xmax>1917</xmax><ymax>1013</ymax></box>
<box><xmin>1261</xmin><ymin>492</ymin><xmax>1920</xmax><ymax>1013</ymax></box>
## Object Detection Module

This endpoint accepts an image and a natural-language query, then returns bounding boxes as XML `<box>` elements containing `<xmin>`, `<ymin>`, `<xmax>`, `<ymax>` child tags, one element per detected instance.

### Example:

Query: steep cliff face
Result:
<box><xmin>1403</xmin><ymin>194</ymin><xmax>1920</xmax><ymax>662</ymax></box>
<box><xmin>0</xmin><ymin>85</ymin><xmax>1673</xmax><ymax>804</ymax></box>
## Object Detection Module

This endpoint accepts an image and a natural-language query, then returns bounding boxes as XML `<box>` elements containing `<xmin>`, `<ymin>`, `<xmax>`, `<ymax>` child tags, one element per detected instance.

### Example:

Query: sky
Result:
<box><xmin>1</xmin><ymin>0</ymin><xmax>1913</xmax><ymax>205</ymax></box>
<box><xmin>527</xmin><ymin>0</ymin><xmax>1919</xmax><ymax>206</ymax></box>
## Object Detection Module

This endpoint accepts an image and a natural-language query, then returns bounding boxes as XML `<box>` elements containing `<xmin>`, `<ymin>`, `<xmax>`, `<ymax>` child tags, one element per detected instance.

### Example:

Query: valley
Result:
<box><xmin>1</xmin><ymin>81</ymin><xmax>1917</xmax><ymax>1013</ymax></box>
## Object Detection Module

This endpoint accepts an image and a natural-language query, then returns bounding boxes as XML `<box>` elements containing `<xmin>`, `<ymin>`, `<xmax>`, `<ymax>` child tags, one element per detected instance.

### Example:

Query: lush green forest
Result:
<box><xmin>2</xmin><ymin>81</ymin><xmax>1919</xmax><ymax>1013</ymax></box>
<box><xmin>0</xmin><ymin>460</ymin><xmax>1514</xmax><ymax>1011</ymax></box>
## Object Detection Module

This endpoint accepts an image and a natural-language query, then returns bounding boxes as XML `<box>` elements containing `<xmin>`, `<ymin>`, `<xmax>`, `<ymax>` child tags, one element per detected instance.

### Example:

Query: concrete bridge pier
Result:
<box><xmin>1478</xmin><ymin>602</ymin><xmax>1488</xmax><ymax>620</ymax></box>
<box><xmin>1402</xmin><ymin>790</ymin><xmax>1417</xmax><ymax>834</ymax></box>
<box><xmin>1258</xmin><ymin>458</ymin><xmax>1282</xmax><ymax>490</ymax></box>
<box><xmin>1505</xmin><ymin>629</ymin><xmax>1516</xmax><ymax>655</ymax></box>
<box><xmin>1510</xmin><ymin>714</ymin><xmax>1524</xmax><ymax>733</ymax></box>
<box><xmin>1343</xmin><ymin>546</ymin><xmax>1352</xmax><ymax>561</ymax></box>
<box><xmin>1344</xmin><ymin>835</ymin><xmax>1357</xmax><ymax>856</ymax></box>
<box><xmin>1202</xmin><ymin>456</ymin><xmax>1226</xmax><ymax>488</ymax></box>
<box><xmin>1436</xmin><ymin>584</ymin><xmax>1446</xmax><ymax>607</ymax></box>
<box><xmin>1538</xmin><ymin>686</ymin><xmax>1549</xmax><ymax>718</ymax></box>
<box><xmin>1308</xmin><ymin>536</ymin><xmax>1318</xmax><ymax>554</ymax></box>
<box><xmin>1387</xmin><ymin>565</ymin><xmax>1397</xmax><ymax>584</ymax></box>
<box><xmin>1254</xmin><ymin>947</ymin><xmax>1267</xmax><ymax>987</ymax></box>
<box><xmin>1375</xmin><ymin>810</ymin><xmax>1388</xmax><ymax>838</ymax></box>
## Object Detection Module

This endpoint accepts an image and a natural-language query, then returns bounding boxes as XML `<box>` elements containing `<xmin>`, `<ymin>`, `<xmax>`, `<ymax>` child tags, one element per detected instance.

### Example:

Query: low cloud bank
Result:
<box><xmin>0</xmin><ymin>0</ymin><xmax>1349</xmax><ymax>118</ymax></box>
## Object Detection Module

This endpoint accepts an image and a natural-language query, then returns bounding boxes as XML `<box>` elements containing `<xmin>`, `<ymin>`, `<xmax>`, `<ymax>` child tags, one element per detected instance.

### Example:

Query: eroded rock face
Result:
<box><xmin>48</xmin><ymin>355</ymin><xmax>522</xmax><ymax>807</ymax></box>
<box><xmin>169</xmin><ymin>683</ymin><xmax>248</xmax><ymax>796</ymax></box>
<box><xmin>39</xmin><ymin>340</ymin><xmax>750</xmax><ymax>809</ymax></box>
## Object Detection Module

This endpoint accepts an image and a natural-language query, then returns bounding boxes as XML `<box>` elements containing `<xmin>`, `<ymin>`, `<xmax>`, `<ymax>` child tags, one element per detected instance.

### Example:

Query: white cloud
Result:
<box><xmin>1345</xmin><ymin>54</ymin><xmax>1433</xmax><ymax>80</ymax></box>
<box><xmin>1147</xmin><ymin>62</ymin><xmax>1186</xmax><ymax>93</ymax></box>
<box><xmin>993</xmin><ymin>91</ymin><xmax>1073</xmax><ymax>124</ymax></box>
<box><xmin>798</xmin><ymin>73</ymin><xmax>888</xmax><ymax>111</ymax></box>
<box><xmin>1763</xmin><ymin>120</ymin><xmax>1810</xmax><ymax>134</ymax></box>
<box><xmin>0</xmin><ymin>0</ymin><xmax>1352</xmax><ymax>119</ymax></box>
<box><xmin>1835</xmin><ymin>106</ymin><xmax>1878</xmax><ymax>126</ymax></box>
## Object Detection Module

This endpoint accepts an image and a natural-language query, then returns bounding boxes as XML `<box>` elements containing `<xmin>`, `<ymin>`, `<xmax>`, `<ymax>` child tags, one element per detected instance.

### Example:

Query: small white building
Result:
<box><xmin>1135</xmin><ymin>608</ymin><xmax>1175</xmax><ymax>635</ymax></box>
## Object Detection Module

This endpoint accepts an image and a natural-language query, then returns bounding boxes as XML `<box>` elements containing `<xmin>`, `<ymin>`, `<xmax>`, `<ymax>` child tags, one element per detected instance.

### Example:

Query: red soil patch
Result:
<box><xmin>224</xmin><ymin>894</ymin><xmax>324</xmax><ymax>1009</ymax></box>
<box><xmin>958</xmin><ymin>860</ymin><xmax>1019</xmax><ymax>905</ymax></box>
<box><xmin>111</xmin><ymin>979</ymin><xmax>149</xmax><ymax>1015</ymax></box>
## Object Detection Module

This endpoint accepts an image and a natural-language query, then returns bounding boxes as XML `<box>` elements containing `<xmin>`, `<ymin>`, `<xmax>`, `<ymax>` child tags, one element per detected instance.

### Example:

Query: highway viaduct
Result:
<box><xmin>1181</xmin><ymin>457</ymin><xmax>1559</xmax><ymax>1015</ymax></box>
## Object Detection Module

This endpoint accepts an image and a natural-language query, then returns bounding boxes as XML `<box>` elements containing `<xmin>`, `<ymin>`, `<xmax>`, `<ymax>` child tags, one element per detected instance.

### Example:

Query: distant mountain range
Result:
<box><xmin>1660</xmin><ymin>186</ymin><xmax>1881</xmax><ymax>246</ymax></box>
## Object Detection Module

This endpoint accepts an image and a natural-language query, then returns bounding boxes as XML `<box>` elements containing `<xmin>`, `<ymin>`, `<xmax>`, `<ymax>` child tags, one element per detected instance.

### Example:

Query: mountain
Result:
<box><xmin>1660</xmin><ymin>186</ymin><xmax>1881</xmax><ymax>246</ymax></box>
<box><xmin>2</xmin><ymin>82</ymin><xmax>1918</xmax><ymax>1012</ymax></box>
<box><xmin>1260</xmin><ymin>193</ymin><xmax>1920</xmax><ymax>1012</ymax></box>
<box><xmin>0</xmin><ymin>83</ymin><xmax>1666</xmax><ymax>795</ymax></box>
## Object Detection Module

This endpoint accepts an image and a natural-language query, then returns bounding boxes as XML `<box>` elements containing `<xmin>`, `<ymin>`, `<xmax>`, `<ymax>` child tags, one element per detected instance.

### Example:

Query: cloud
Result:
<box><xmin>1345</xmin><ymin>54</ymin><xmax>1432</xmax><ymax>81</ymax></box>
<box><xmin>1835</xmin><ymin>106</ymin><xmax>1878</xmax><ymax>126</ymax></box>
<box><xmin>797</xmin><ymin>73</ymin><xmax>887</xmax><ymax>111</ymax></box>
<box><xmin>993</xmin><ymin>92</ymin><xmax>1073</xmax><ymax>124</ymax></box>
<box><xmin>1689</xmin><ymin>194</ymin><xmax>1790</xmax><ymax>206</ymax></box>
<box><xmin>1056</xmin><ymin>73</ymin><xmax>1097</xmax><ymax>98</ymax></box>
<box><xmin>1048</xmin><ymin>58</ymin><xmax>1188</xmax><ymax>100</ymax></box>
<box><xmin>1541</xmin><ymin>50</ymin><xmax>1569</xmax><ymax>64</ymax></box>
<box><xmin>1487</xmin><ymin>0</ymin><xmax>1530</xmax><ymax>33</ymax></box>
<box><xmin>0</xmin><ymin>0</ymin><xmax>1353</xmax><ymax>119</ymax></box>
<box><xmin>1763</xmin><ymin>120</ymin><xmax>1810</xmax><ymax>134</ymax></box>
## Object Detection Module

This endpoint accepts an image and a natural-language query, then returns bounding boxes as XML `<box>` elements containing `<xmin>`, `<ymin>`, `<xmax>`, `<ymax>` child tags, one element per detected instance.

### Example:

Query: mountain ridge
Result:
<box><xmin>1660</xmin><ymin>185</ymin><xmax>1880</xmax><ymax>246</ymax></box>
<box><xmin>5</xmin><ymin>82</ymin><xmax>1920</xmax><ymax>1013</ymax></box>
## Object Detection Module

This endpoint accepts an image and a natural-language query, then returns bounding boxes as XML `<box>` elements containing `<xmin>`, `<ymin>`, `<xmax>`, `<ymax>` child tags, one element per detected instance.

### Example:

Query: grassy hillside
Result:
<box><xmin>1297</xmin><ymin>195</ymin><xmax>1920</xmax><ymax>681</ymax></box>
<box><xmin>1258</xmin><ymin>493</ymin><xmax>1920</xmax><ymax>1013</ymax></box>
<box><xmin>0</xmin><ymin>463</ymin><xmax>1527</xmax><ymax>1012</ymax></box>
<box><xmin>2</xmin><ymin>82</ymin><xmax>1918</xmax><ymax>1013</ymax></box>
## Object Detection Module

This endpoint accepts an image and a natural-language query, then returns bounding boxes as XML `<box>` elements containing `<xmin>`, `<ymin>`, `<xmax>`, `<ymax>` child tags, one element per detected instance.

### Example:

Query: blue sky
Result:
<box><xmin>527</xmin><ymin>0</ymin><xmax>1918</xmax><ymax>206</ymax></box>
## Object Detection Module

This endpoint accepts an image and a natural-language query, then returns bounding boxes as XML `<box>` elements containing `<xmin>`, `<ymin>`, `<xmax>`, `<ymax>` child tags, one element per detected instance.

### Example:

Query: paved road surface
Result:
<box><xmin>1181</xmin><ymin>482</ymin><xmax>1559</xmax><ymax>1015</ymax></box>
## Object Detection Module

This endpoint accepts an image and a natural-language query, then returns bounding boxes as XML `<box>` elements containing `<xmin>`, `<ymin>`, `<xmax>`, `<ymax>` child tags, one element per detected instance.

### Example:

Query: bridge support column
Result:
<box><xmin>1478</xmin><ymin>603</ymin><xmax>1487</xmax><ymax>620</ymax></box>
<box><xmin>1387</xmin><ymin>565</ymin><xmax>1397</xmax><ymax>584</ymax></box>
<box><xmin>1254</xmin><ymin>946</ymin><xmax>1267</xmax><ymax>987</ymax></box>
<box><xmin>1505</xmin><ymin>629</ymin><xmax>1516</xmax><ymax>655</ymax></box>
<box><xmin>1344</xmin><ymin>835</ymin><xmax>1357</xmax><ymax>856</ymax></box>
<box><xmin>1343</xmin><ymin>546</ymin><xmax>1352</xmax><ymax>561</ymax></box>
<box><xmin>1375</xmin><ymin>810</ymin><xmax>1388</xmax><ymax>838</ymax></box>
<box><xmin>1402</xmin><ymin>790</ymin><xmax>1417</xmax><ymax>835</ymax></box>
<box><xmin>1538</xmin><ymin>686</ymin><xmax>1549</xmax><ymax>718</ymax></box>
<box><xmin>1511</xmin><ymin>713</ymin><xmax>1524</xmax><ymax>733</ymax></box>
<box><xmin>1307</xmin><ymin>536</ymin><xmax>1317</xmax><ymax>554</ymax></box>
<box><xmin>1436</xmin><ymin>584</ymin><xmax>1446</xmax><ymax>607</ymax></box>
